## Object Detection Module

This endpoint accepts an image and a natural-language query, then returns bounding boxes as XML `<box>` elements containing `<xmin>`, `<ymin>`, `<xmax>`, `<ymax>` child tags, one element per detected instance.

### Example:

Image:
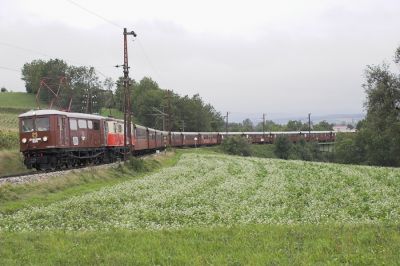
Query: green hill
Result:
<box><xmin>0</xmin><ymin>92</ymin><xmax>38</xmax><ymax>110</ymax></box>
<box><xmin>0</xmin><ymin>92</ymin><xmax>41</xmax><ymax>132</ymax></box>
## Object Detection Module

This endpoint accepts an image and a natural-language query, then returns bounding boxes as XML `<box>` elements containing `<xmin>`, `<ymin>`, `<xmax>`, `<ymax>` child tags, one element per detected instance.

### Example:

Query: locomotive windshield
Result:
<box><xmin>21</xmin><ymin>118</ymin><xmax>34</xmax><ymax>132</ymax></box>
<box><xmin>36</xmin><ymin>117</ymin><xmax>50</xmax><ymax>131</ymax></box>
<box><xmin>21</xmin><ymin>117</ymin><xmax>50</xmax><ymax>132</ymax></box>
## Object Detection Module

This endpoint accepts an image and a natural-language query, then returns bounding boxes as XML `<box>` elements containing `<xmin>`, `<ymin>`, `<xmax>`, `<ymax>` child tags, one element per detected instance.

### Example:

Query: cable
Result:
<box><xmin>0</xmin><ymin>42</ymin><xmax>50</xmax><ymax>57</ymax></box>
<box><xmin>136</xmin><ymin>39</ymin><xmax>163</xmax><ymax>83</ymax></box>
<box><xmin>64</xmin><ymin>0</ymin><xmax>165</xmax><ymax>84</ymax></box>
<box><xmin>0</xmin><ymin>41</ymin><xmax>110</xmax><ymax>79</ymax></box>
<box><xmin>65</xmin><ymin>0</ymin><xmax>122</xmax><ymax>29</ymax></box>
<box><xmin>0</xmin><ymin>66</ymin><xmax>19</xmax><ymax>72</ymax></box>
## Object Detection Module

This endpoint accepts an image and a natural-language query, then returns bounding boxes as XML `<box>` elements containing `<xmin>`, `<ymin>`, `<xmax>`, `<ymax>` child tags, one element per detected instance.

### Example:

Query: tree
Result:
<box><xmin>395</xmin><ymin>46</ymin><xmax>400</xmax><ymax>64</ymax></box>
<box><xmin>221</xmin><ymin>136</ymin><xmax>252</xmax><ymax>156</ymax></box>
<box><xmin>274</xmin><ymin>136</ymin><xmax>292</xmax><ymax>159</ymax></box>
<box><xmin>112</xmin><ymin>76</ymin><xmax>224</xmax><ymax>131</ymax></box>
<box><xmin>103</xmin><ymin>78</ymin><xmax>115</xmax><ymax>115</ymax></box>
<box><xmin>255</xmin><ymin>120</ymin><xmax>284</xmax><ymax>131</ymax></box>
<box><xmin>313</xmin><ymin>120</ymin><xmax>333</xmax><ymax>131</ymax></box>
<box><xmin>285</xmin><ymin>120</ymin><xmax>305</xmax><ymax>131</ymax></box>
<box><xmin>21</xmin><ymin>59</ymin><xmax>112</xmax><ymax>113</ymax></box>
<box><xmin>361</xmin><ymin>63</ymin><xmax>400</xmax><ymax>166</ymax></box>
<box><xmin>335</xmin><ymin>47</ymin><xmax>400</xmax><ymax>166</ymax></box>
<box><xmin>335</xmin><ymin>133</ymin><xmax>366</xmax><ymax>164</ymax></box>
<box><xmin>1</xmin><ymin>87</ymin><xmax>7</xmax><ymax>92</ymax></box>
<box><xmin>242</xmin><ymin>118</ymin><xmax>254</xmax><ymax>131</ymax></box>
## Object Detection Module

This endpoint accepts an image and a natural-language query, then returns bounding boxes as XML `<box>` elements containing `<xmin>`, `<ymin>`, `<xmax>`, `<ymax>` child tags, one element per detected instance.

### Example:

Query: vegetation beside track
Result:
<box><xmin>0</xmin><ymin>150</ymin><xmax>30</xmax><ymax>177</ymax></box>
<box><xmin>0</xmin><ymin>152</ymin><xmax>177</xmax><ymax>214</ymax></box>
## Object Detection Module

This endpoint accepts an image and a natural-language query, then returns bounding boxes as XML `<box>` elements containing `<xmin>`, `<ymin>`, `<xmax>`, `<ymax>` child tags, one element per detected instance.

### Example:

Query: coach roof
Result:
<box><xmin>18</xmin><ymin>109</ymin><xmax>105</xmax><ymax>120</ymax></box>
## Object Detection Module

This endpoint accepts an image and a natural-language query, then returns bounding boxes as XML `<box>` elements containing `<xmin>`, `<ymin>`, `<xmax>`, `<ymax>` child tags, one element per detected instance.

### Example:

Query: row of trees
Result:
<box><xmin>333</xmin><ymin>47</ymin><xmax>400</xmax><ymax>167</ymax></box>
<box><xmin>227</xmin><ymin>119</ymin><xmax>333</xmax><ymax>132</ymax></box>
<box><xmin>114</xmin><ymin>77</ymin><xmax>225</xmax><ymax>132</ymax></box>
<box><xmin>21</xmin><ymin>59</ymin><xmax>111</xmax><ymax>113</ymax></box>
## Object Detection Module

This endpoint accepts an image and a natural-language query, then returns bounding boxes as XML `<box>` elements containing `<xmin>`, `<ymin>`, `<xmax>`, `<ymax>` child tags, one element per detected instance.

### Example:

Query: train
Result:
<box><xmin>18</xmin><ymin>109</ymin><xmax>336</xmax><ymax>170</ymax></box>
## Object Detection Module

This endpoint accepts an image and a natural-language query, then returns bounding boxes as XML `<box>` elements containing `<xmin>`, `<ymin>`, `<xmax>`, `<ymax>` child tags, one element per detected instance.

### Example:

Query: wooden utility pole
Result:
<box><xmin>225</xmin><ymin>112</ymin><xmax>229</xmax><ymax>135</ymax></box>
<box><xmin>308</xmin><ymin>113</ymin><xmax>311</xmax><ymax>141</ymax></box>
<box><xmin>165</xmin><ymin>90</ymin><xmax>172</xmax><ymax>131</ymax></box>
<box><xmin>263</xmin><ymin>113</ymin><xmax>266</xmax><ymax>142</ymax></box>
<box><xmin>120</xmin><ymin>27</ymin><xmax>137</xmax><ymax>159</ymax></box>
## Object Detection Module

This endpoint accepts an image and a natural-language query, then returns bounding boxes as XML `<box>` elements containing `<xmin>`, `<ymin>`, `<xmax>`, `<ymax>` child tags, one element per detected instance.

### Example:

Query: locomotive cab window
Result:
<box><xmin>36</xmin><ymin>117</ymin><xmax>50</xmax><ymax>131</ymax></box>
<box><xmin>78</xmin><ymin>119</ymin><xmax>87</xmax><ymax>129</ymax></box>
<box><xmin>88</xmin><ymin>120</ymin><xmax>93</xmax><ymax>129</ymax></box>
<box><xmin>21</xmin><ymin>118</ymin><xmax>34</xmax><ymax>132</ymax></box>
<box><xmin>70</xmin><ymin>119</ymin><xmax>78</xmax><ymax>130</ymax></box>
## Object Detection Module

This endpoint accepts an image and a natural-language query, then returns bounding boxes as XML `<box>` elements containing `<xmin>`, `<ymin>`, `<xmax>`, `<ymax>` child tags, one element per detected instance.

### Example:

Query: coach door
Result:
<box><xmin>58</xmin><ymin>116</ymin><xmax>68</xmax><ymax>146</ymax></box>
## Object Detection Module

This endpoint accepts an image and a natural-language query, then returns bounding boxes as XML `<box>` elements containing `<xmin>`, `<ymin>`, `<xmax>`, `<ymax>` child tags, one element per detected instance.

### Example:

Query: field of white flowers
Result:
<box><xmin>1</xmin><ymin>153</ymin><xmax>400</xmax><ymax>231</ymax></box>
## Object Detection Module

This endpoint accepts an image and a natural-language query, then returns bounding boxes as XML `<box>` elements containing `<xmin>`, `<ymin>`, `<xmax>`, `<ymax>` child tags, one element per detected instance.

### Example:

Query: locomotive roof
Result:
<box><xmin>18</xmin><ymin>109</ymin><xmax>105</xmax><ymax>120</ymax></box>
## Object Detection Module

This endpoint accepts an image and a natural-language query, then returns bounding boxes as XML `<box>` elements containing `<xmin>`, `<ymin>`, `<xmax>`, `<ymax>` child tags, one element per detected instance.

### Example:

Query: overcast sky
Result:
<box><xmin>1</xmin><ymin>0</ymin><xmax>399</xmax><ymax>120</ymax></box>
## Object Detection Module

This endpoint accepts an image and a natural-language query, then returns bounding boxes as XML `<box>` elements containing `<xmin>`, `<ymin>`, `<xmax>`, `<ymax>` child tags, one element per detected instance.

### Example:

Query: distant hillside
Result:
<box><xmin>0</xmin><ymin>92</ymin><xmax>40</xmax><ymax>132</ymax></box>
<box><xmin>231</xmin><ymin>113</ymin><xmax>365</xmax><ymax>126</ymax></box>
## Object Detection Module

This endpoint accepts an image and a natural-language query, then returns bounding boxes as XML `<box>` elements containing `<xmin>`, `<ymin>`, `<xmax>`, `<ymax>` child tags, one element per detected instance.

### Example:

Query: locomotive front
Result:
<box><xmin>19</xmin><ymin>110</ymin><xmax>56</xmax><ymax>169</ymax></box>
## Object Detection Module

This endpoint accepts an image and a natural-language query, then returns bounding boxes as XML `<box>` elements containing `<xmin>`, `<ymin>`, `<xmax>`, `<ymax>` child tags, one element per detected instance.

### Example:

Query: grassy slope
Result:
<box><xmin>0</xmin><ymin>92</ymin><xmax>41</xmax><ymax>131</ymax></box>
<box><xmin>0</xmin><ymin>150</ymin><xmax>31</xmax><ymax>177</ymax></box>
<box><xmin>0</xmin><ymin>152</ymin><xmax>178</xmax><ymax>214</ymax></box>
<box><xmin>1</xmin><ymin>150</ymin><xmax>400</xmax><ymax>264</ymax></box>
<box><xmin>0</xmin><ymin>92</ymin><xmax>38</xmax><ymax>109</ymax></box>
<box><xmin>1</xmin><ymin>224</ymin><xmax>399</xmax><ymax>265</ymax></box>
<box><xmin>0</xmin><ymin>93</ymin><xmax>39</xmax><ymax>175</ymax></box>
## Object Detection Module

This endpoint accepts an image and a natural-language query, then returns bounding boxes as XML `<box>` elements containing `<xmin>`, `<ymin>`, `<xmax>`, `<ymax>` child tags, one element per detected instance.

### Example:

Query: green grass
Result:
<box><xmin>251</xmin><ymin>143</ymin><xmax>277</xmax><ymax>158</ymax></box>
<box><xmin>0</xmin><ymin>92</ymin><xmax>39</xmax><ymax>132</ymax></box>
<box><xmin>1</xmin><ymin>150</ymin><xmax>400</xmax><ymax>264</ymax></box>
<box><xmin>0</xmin><ymin>153</ymin><xmax>177</xmax><ymax>214</ymax></box>
<box><xmin>0</xmin><ymin>112</ymin><xmax>19</xmax><ymax>132</ymax></box>
<box><xmin>0</xmin><ymin>92</ymin><xmax>38</xmax><ymax>109</ymax></box>
<box><xmin>1</xmin><ymin>224</ymin><xmax>399</xmax><ymax>265</ymax></box>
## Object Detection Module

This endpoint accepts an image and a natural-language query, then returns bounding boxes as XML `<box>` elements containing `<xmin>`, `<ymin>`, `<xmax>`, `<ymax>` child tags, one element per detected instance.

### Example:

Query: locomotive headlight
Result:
<box><xmin>22</xmin><ymin>138</ymin><xmax>27</xmax><ymax>144</ymax></box>
<box><xmin>42</xmin><ymin>136</ymin><xmax>48</xmax><ymax>142</ymax></box>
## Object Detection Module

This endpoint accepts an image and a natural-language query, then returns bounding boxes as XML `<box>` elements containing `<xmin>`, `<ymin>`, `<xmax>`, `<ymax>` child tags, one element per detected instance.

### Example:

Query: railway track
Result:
<box><xmin>0</xmin><ymin>161</ymin><xmax>120</xmax><ymax>186</ymax></box>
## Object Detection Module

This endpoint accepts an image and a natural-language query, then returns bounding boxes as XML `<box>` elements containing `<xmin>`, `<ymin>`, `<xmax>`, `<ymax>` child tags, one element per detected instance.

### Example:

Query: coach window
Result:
<box><xmin>78</xmin><ymin>119</ymin><xmax>87</xmax><ymax>129</ymax></box>
<box><xmin>70</xmin><ymin>119</ymin><xmax>78</xmax><ymax>130</ymax></box>
<box><xmin>118</xmin><ymin>124</ymin><xmax>123</xmax><ymax>133</ymax></box>
<box><xmin>88</xmin><ymin>120</ymin><xmax>93</xmax><ymax>129</ymax></box>
<box><xmin>93</xmin><ymin>120</ymin><xmax>100</xmax><ymax>130</ymax></box>
<box><xmin>21</xmin><ymin>118</ymin><xmax>34</xmax><ymax>132</ymax></box>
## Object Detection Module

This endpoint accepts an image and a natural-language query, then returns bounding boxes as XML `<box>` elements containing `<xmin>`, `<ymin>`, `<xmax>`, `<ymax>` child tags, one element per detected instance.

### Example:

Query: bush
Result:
<box><xmin>0</xmin><ymin>130</ymin><xmax>19</xmax><ymax>149</ymax></box>
<box><xmin>289</xmin><ymin>139</ymin><xmax>312</xmax><ymax>160</ymax></box>
<box><xmin>274</xmin><ymin>136</ymin><xmax>292</xmax><ymax>159</ymax></box>
<box><xmin>221</xmin><ymin>136</ymin><xmax>252</xmax><ymax>156</ymax></box>
<box><xmin>334</xmin><ymin>132</ymin><xmax>366</xmax><ymax>164</ymax></box>
<box><xmin>125</xmin><ymin>157</ymin><xmax>160</xmax><ymax>173</ymax></box>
